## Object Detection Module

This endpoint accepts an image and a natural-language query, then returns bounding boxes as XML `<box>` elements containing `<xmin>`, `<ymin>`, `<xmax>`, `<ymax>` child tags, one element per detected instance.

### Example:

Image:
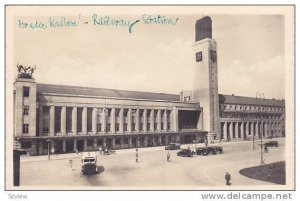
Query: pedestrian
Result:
<box><xmin>205</xmin><ymin>140</ymin><xmax>208</xmax><ymax>147</ymax></box>
<box><xmin>75</xmin><ymin>148</ymin><xmax>79</xmax><ymax>156</ymax></box>
<box><xmin>99</xmin><ymin>147</ymin><xmax>102</xmax><ymax>155</ymax></box>
<box><xmin>225</xmin><ymin>172</ymin><xmax>231</xmax><ymax>186</ymax></box>
<box><xmin>136</xmin><ymin>148</ymin><xmax>139</xmax><ymax>163</ymax></box>
<box><xmin>167</xmin><ymin>152</ymin><xmax>170</xmax><ymax>162</ymax></box>
<box><xmin>69</xmin><ymin>159</ymin><xmax>73</xmax><ymax>170</ymax></box>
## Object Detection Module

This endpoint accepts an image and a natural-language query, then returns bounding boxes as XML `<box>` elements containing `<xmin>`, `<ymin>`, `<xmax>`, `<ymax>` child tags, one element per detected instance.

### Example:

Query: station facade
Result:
<box><xmin>13</xmin><ymin>16</ymin><xmax>285</xmax><ymax>155</ymax></box>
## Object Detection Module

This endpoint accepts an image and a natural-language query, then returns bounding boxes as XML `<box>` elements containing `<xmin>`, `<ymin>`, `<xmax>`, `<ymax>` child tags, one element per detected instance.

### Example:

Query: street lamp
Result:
<box><xmin>46</xmin><ymin>138</ymin><xmax>51</xmax><ymax>160</ymax></box>
<box><xmin>256</xmin><ymin>92</ymin><xmax>265</xmax><ymax>165</ymax></box>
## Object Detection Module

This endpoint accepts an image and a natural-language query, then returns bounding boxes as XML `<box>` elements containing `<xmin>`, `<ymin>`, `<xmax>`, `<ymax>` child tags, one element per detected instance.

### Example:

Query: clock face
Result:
<box><xmin>210</xmin><ymin>50</ymin><xmax>217</xmax><ymax>62</ymax></box>
<box><xmin>196</xmin><ymin>51</ymin><xmax>202</xmax><ymax>62</ymax></box>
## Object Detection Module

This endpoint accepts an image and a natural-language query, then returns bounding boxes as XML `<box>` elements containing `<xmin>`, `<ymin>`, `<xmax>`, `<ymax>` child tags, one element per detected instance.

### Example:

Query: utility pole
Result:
<box><xmin>256</xmin><ymin>92</ymin><xmax>265</xmax><ymax>165</ymax></box>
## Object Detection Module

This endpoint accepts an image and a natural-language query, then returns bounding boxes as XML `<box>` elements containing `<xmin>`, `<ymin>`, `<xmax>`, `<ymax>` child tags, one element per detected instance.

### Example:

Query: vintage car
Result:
<box><xmin>213</xmin><ymin>146</ymin><xmax>224</xmax><ymax>154</ymax></box>
<box><xmin>196</xmin><ymin>146</ymin><xmax>224</xmax><ymax>156</ymax></box>
<box><xmin>177</xmin><ymin>149</ymin><xmax>194</xmax><ymax>157</ymax></box>
<box><xmin>265</xmin><ymin>141</ymin><xmax>279</xmax><ymax>147</ymax></box>
<box><xmin>165</xmin><ymin>143</ymin><xmax>181</xmax><ymax>150</ymax></box>
<box><xmin>195</xmin><ymin>147</ymin><xmax>209</xmax><ymax>156</ymax></box>
<box><xmin>81</xmin><ymin>152</ymin><xmax>98</xmax><ymax>175</ymax></box>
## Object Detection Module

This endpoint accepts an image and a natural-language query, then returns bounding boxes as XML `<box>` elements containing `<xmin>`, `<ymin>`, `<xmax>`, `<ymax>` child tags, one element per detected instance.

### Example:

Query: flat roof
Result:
<box><xmin>219</xmin><ymin>94</ymin><xmax>285</xmax><ymax>107</ymax></box>
<box><xmin>37</xmin><ymin>83</ymin><xmax>181</xmax><ymax>102</ymax></box>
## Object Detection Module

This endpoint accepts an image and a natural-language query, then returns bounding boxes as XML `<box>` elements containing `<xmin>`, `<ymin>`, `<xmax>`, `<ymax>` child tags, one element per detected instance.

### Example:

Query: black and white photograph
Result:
<box><xmin>5</xmin><ymin>5</ymin><xmax>294</xmax><ymax>192</ymax></box>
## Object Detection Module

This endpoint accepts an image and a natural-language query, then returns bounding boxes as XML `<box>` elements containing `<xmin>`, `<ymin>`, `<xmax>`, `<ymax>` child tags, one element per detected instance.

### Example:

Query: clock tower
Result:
<box><xmin>192</xmin><ymin>16</ymin><xmax>220</xmax><ymax>141</ymax></box>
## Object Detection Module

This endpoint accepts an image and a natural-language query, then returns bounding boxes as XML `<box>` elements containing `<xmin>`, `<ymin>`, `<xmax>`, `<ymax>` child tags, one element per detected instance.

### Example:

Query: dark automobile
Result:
<box><xmin>165</xmin><ymin>143</ymin><xmax>181</xmax><ymax>150</ymax></box>
<box><xmin>177</xmin><ymin>149</ymin><xmax>193</xmax><ymax>157</ymax></box>
<box><xmin>213</xmin><ymin>146</ymin><xmax>224</xmax><ymax>154</ymax></box>
<box><xmin>195</xmin><ymin>147</ymin><xmax>209</xmax><ymax>156</ymax></box>
<box><xmin>265</xmin><ymin>141</ymin><xmax>279</xmax><ymax>147</ymax></box>
<box><xmin>207</xmin><ymin>146</ymin><xmax>218</xmax><ymax>155</ymax></box>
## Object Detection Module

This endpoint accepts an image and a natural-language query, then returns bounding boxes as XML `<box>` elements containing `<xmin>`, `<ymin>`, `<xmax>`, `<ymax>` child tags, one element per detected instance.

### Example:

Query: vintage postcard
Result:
<box><xmin>5</xmin><ymin>5</ymin><xmax>294</xmax><ymax>191</ymax></box>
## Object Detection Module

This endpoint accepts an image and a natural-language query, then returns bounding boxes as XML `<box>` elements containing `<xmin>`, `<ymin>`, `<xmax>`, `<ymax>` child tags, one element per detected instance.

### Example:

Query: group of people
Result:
<box><xmin>99</xmin><ymin>146</ymin><xmax>112</xmax><ymax>155</ymax></box>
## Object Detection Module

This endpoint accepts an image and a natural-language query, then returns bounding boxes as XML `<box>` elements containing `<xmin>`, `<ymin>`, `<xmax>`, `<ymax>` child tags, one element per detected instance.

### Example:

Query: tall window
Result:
<box><xmin>23</xmin><ymin>87</ymin><xmax>30</xmax><ymax>97</ymax></box>
<box><xmin>23</xmin><ymin>106</ymin><xmax>29</xmax><ymax>115</ymax></box>
<box><xmin>42</xmin><ymin>106</ymin><xmax>50</xmax><ymax>133</ymax></box>
<box><xmin>23</xmin><ymin>124</ymin><xmax>29</xmax><ymax>134</ymax></box>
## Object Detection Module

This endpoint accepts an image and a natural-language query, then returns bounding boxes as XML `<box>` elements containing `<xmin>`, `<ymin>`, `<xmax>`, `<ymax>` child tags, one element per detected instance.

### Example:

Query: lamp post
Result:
<box><xmin>256</xmin><ymin>92</ymin><xmax>265</xmax><ymax>165</ymax></box>
<box><xmin>46</xmin><ymin>138</ymin><xmax>51</xmax><ymax>160</ymax></box>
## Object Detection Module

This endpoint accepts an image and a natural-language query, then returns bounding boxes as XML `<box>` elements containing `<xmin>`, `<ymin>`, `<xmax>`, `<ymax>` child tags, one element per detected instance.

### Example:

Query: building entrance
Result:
<box><xmin>77</xmin><ymin>140</ymin><xmax>84</xmax><ymax>152</ymax></box>
<box><xmin>66</xmin><ymin>140</ymin><xmax>74</xmax><ymax>153</ymax></box>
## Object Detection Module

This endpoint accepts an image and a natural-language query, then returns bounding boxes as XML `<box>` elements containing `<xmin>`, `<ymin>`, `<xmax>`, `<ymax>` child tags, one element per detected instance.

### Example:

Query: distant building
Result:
<box><xmin>13</xmin><ymin>16</ymin><xmax>285</xmax><ymax>155</ymax></box>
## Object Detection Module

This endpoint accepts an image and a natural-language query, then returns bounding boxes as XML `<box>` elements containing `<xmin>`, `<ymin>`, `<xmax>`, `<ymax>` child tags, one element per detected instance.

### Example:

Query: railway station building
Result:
<box><xmin>13</xmin><ymin>16</ymin><xmax>285</xmax><ymax>155</ymax></box>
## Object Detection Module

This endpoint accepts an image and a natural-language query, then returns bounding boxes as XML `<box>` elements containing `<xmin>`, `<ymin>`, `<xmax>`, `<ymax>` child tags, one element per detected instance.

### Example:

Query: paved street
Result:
<box><xmin>19</xmin><ymin>138</ymin><xmax>285</xmax><ymax>188</ymax></box>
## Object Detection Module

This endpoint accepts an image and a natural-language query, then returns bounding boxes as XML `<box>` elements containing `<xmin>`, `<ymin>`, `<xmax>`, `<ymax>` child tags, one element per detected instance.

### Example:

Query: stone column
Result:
<box><xmin>245</xmin><ymin>122</ymin><xmax>249</xmax><ymax>139</ymax></box>
<box><xmin>229</xmin><ymin>122</ymin><xmax>233</xmax><ymax>140</ymax></box>
<box><xmin>150</xmin><ymin>109</ymin><xmax>154</xmax><ymax>132</ymax></box>
<box><xmin>158</xmin><ymin>135</ymin><xmax>162</xmax><ymax>145</ymax></box>
<box><xmin>83</xmin><ymin>139</ymin><xmax>87</xmax><ymax>151</ymax></box>
<box><xmin>128</xmin><ymin>108</ymin><xmax>132</xmax><ymax>133</ymax></box>
<box><xmin>121</xmin><ymin>137</ymin><xmax>124</xmax><ymax>149</ymax></box>
<box><xmin>73</xmin><ymin>139</ymin><xmax>77</xmax><ymax>152</ymax></box>
<box><xmin>119</xmin><ymin>108</ymin><xmax>124</xmax><ymax>133</ymax></box>
<box><xmin>92</xmin><ymin>108</ymin><xmax>97</xmax><ymax>134</ymax></box>
<box><xmin>72</xmin><ymin>107</ymin><xmax>77</xmax><ymax>135</ymax></box>
<box><xmin>240</xmin><ymin>122</ymin><xmax>244</xmax><ymax>139</ymax></box>
<box><xmin>143</xmin><ymin>109</ymin><xmax>147</xmax><ymax>132</ymax></box>
<box><xmin>128</xmin><ymin>137</ymin><xmax>132</xmax><ymax>148</ymax></box>
<box><xmin>264</xmin><ymin>122</ymin><xmax>268</xmax><ymax>138</ymax></box>
<box><xmin>172</xmin><ymin>107</ymin><xmax>178</xmax><ymax>132</ymax></box>
<box><xmin>102</xmin><ymin>108</ymin><xmax>106</xmax><ymax>132</ymax></box>
<box><xmin>165</xmin><ymin>135</ymin><xmax>169</xmax><ymax>145</ymax></box>
<box><xmin>251</xmin><ymin>122</ymin><xmax>254</xmax><ymax>137</ymax></box>
<box><xmin>255</xmin><ymin>122</ymin><xmax>259</xmax><ymax>137</ymax></box>
<box><xmin>38</xmin><ymin>106</ymin><xmax>43</xmax><ymax>136</ymax></box>
<box><xmin>111</xmin><ymin>108</ymin><xmax>116</xmax><ymax>133</ymax></box>
<box><xmin>49</xmin><ymin>105</ymin><xmax>55</xmax><ymax>136</ymax></box>
<box><xmin>234</xmin><ymin>122</ymin><xmax>239</xmax><ymax>139</ymax></box>
<box><xmin>61</xmin><ymin>106</ymin><xmax>66</xmax><ymax>136</ymax></box>
<box><xmin>50</xmin><ymin>141</ymin><xmax>55</xmax><ymax>154</ymax></box>
<box><xmin>38</xmin><ymin>141</ymin><xmax>43</xmax><ymax>155</ymax></box>
<box><xmin>144</xmin><ymin>136</ymin><xmax>148</xmax><ymax>147</ymax></box>
<box><xmin>62</xmin><ymin>140</ymin><xmax>66</xmax><ymax>152</ymax></box>
<box><xmin>163</xmin><ymin>110</ymin><xmax>168</xmax><ymax>131</ymax></box>
<box><xmin>157</xmin><ymin>110</ymin><xmax>162</xmax><ymax>132</ymax></box>
<box><xmin>103</xmin><ymin>138</ymin><xmax>107</xmax><ymax>148</ymax></box>
<box><xmin>135</xmin><ymin>109</ymin><xmax>140</xmax><ymax>132</ymax></box>
<box><xmin>93</xmin><ymin>138</ymin><xmax>98</xmax><ymax>150</ymax></box>
<box><xmin>82</xmin><ymin>107</ymin><xmax>87</xmax><ymax>134</ymax></box>
<box><xmin>223</xmin><ymin>122</ymin><xmax>227</xmax><ymax>140</ymax></box>
<box><xmin>112</xmin><ymin>138</ymin><xmax>115</xmax><ymax>149</ymax></box>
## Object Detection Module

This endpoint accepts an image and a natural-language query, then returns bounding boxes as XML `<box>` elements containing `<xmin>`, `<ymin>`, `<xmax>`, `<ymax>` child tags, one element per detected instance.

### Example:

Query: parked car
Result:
<box><xmin>195</xmin><ymin>147</ymin><xmax>209</xmax><ymax>156</ymax></box>
<box><xmin>177</xmin><ymin>149</ymin><xmax>193</xmax><ymax>157</ymax></box>
<box><xmin>196</xmin><ymin>146</ymin><xmax>224</xmax><ymax>156</ymax></box>
<box><xmin>213</xmin><ymin>146</ymin><xmax>224</xmax><ymax>154</ymax></box>
<box><xmin>81</xmin><ymin>152</ymin><xmax>98</xmax><ymax>175</ymax></box>
<box><xmin>207</xmin><ymin>146</ymin><xmax>218</xmax><ymax>155</ymax></box>
<box><xmin>165</xmin><ymin>143</ymin><xmax>181</xmax><ymax>150</ymax></box>
<box><xmin>265</xmin><ymin>141</ymin><xmax>279</xmax><ymax>147</ymax></box>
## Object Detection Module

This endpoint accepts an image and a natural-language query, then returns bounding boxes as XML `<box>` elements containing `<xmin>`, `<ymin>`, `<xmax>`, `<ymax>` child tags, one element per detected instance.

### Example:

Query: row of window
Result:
<box><xmin>223</xmin><ymin>105</ymin><xmax>284</xmax><ymax>112</ymax></box>
<box><xmin>221</xmin><ymin>113</ymin><xmax>283</xmax><ymax>120</ymax></box>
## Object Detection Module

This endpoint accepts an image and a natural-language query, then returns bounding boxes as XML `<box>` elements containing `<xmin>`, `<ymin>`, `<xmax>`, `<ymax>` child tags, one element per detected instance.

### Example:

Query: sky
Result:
<box><xmin>11</xmin><ymin>7</ymin><xmax>286</xmax><ymax>99</ymax></box>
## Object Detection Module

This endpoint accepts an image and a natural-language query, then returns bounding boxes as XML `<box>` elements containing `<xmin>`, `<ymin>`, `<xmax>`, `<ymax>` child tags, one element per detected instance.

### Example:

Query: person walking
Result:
<box><xmin>167</xmin><ymin>152</ymin><xmax>170</xmax><ymax>162</ymax></box>
<box><xmin>136</xmin><ymin>148</ymin><xmax>139</xmax><ymax>163</ymax></box>
<box><xmin>225</xmin><ymin>172</ymin><xmax>231</xmax><ymax>186</ymax></box>
<box><xmin>99</xmin><ymin>147</ymin><xmax>102</xmax><ymax>155</ymax></box>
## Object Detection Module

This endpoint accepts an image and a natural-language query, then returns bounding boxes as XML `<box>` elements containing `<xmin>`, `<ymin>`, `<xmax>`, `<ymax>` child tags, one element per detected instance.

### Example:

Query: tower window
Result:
<box><xmin>23</xmin><ymin>124</ymin><xmax>29</xmax><ymax>134</ymax></box>
<box><xmin>23</xmin><ymin>87</ymin><xmax>30</xmax><ymax>97</ymax></box>
<box><xmin>23</xmin><ymin>106</ymin><xmax>29</xmax><ymax>115</ymax></box>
